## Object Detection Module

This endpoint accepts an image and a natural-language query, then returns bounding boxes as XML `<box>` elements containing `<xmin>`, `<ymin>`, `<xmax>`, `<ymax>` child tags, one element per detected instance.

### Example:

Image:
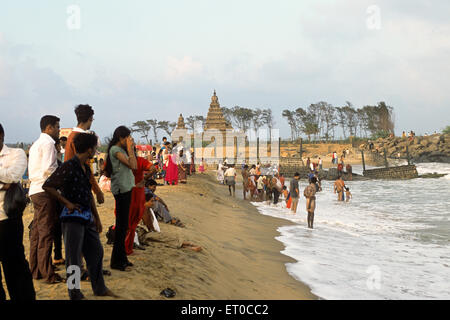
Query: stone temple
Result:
<box><xmin>176</xmin><ymin>114</ymin><xmax>186</xmax><ymax>129</ymax></box>
<box><xmin>204</xmin><ymin>90</ymin><xmax>233</xmax><ymax>131</ymax></box>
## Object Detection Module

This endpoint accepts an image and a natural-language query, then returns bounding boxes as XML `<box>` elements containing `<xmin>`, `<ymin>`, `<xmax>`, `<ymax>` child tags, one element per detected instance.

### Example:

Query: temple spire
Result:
<box><xmin>204</xmin><ymin>90</ymin><xmax>233</xmax><ymax>131</ymax></box>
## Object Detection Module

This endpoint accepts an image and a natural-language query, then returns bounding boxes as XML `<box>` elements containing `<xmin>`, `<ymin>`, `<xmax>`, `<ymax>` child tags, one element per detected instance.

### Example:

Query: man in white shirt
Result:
<box><xmin>0</xmin><ymin>123</ymin><xmax>36</xmax><ymax>300</ymax></box>
<box><xmin>28</xmin><ymin>115</ymin><xmax>63</xmax><ymax>284</ymax></box>
<box><xmin>224</xmin><ymin>165</ymin><xmax>237</xmax><ymax>196</ymax></box>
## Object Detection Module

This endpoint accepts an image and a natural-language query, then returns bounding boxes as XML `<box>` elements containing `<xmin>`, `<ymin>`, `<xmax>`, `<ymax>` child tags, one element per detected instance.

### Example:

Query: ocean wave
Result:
<box><xmin>252</xmin><ymin>176</ymin><xmax>450</xmax><ymax>299</ymax></box>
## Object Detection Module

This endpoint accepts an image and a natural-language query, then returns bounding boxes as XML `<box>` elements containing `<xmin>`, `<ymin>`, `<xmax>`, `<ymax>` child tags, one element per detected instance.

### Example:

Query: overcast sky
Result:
<box><xmin>1</xmin><ymin>0</ymin><xmax>449</xmax><ymax>143</ymax></box>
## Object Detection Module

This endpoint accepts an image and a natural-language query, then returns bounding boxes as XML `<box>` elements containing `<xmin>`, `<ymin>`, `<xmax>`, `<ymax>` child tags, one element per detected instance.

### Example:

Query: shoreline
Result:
<box><xmin>17</xmin><ymin>172</ymin><xmax>316</xmax><ymax>300</ymax></box>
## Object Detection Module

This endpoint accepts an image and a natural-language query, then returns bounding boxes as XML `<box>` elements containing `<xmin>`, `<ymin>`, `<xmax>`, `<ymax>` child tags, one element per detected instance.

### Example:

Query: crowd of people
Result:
<box><xmin>0</xmin><ymin>104</ymin><xmax>191</xmax><ymax>301</ymax></box>
<box><xmin>215</xmin><ymin>150</ymin><xmax>354</xmax><ymax>230</ymax></box>
<box><xmin>0</xmin><ymin>103</ymin><xmax>358</xmax><ymax>300</ymax></box>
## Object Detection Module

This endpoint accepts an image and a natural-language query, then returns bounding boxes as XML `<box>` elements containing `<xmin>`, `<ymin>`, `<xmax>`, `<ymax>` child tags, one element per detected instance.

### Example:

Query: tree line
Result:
<box><xmin>129</xmin><ymin>102</ymin><xmax>395</xmax><ymax>144</ymax></box>
<box><xmin>130</xmin><ymin>115</ymin><xmax>206</xmax><ymax>144</ymax></box>
<box><xmin>282</xmin><ymin>101</ymin><xmax>395</xmax><ymax>141</ymax></box>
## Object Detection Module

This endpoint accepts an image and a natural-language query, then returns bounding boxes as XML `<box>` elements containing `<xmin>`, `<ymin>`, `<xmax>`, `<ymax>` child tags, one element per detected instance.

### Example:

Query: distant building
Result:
<box><xmin>204</xmin><ymin>90</ymin><xmax>233</xmax><ymax>131</ymax></box>
<box><xmin>60</xmin><ymin>128</ymin><xmax>73</xmax><ymax>138</ymax></box>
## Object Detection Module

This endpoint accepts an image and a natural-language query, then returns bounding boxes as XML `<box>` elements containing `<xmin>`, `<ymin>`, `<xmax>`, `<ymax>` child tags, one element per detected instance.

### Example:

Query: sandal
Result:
<box><xmin>53</xmin><ymin>259</ymin><xmax>65</xmax><ymax>265</ymax></box>
<box><xmin>170</xmin><ymin>218</ymin><xmax>185</xmax><ymax>228</ymax></box>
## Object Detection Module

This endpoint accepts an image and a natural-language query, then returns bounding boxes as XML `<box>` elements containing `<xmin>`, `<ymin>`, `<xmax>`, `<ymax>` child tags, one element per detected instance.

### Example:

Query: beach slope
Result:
<box><xmin>17</xmin><ymin>172</ymin><xmax>315</xmax><ymax>300</ymax></box>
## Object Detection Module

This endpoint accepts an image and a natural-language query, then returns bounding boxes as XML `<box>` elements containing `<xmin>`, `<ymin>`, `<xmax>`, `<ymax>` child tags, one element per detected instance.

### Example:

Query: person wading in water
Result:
<box><xmin>304</xmin><ymin>177</ymin><xmax>317</xmax><ymax>229</ymax></box>
<box><xmin>334</xmin><ymin>176</ymin><xmax>346</xmax><ymax>201</ymax></box>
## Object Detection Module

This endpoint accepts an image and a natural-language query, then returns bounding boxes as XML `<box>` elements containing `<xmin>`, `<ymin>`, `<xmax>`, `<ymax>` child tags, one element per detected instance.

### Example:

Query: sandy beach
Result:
<box><xmin>14</xmin><ymin>172</ymin><xmax>316</xmax><ymax>300</ymax></box>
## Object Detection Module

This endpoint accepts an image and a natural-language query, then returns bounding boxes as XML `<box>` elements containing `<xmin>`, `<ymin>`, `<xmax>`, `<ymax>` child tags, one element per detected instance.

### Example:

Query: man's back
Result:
<box><xmin>290</xmin><ymin>179</ymin><xmax>299</xmax><ymax>198</ymax></box>
<box><xmin>28</xmin><ymin>133</ymin><xmax>57</xmax><ymax>196</ymax></box>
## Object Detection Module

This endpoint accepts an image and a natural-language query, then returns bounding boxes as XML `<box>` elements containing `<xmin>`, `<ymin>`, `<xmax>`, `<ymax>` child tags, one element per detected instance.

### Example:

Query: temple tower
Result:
<box><xmin>176</xmin><ymin>113</ymin><xmax>186</xmax><ymax>129</ymax></box>
<box><xmin>204</xmin><ymin>90</ymin><xmax>233</xmax><ymax>131</ymax></box>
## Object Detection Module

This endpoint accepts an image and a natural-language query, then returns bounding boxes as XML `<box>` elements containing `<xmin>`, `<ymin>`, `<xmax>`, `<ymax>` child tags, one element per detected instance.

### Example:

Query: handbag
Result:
<box><xmin>3</xmin><ymin>183</ymin><xmax>27</xmax><ymax>219</ymax></box>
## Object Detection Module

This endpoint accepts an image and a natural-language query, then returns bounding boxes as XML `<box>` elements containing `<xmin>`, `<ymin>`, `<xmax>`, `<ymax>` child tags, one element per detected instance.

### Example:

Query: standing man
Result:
<box><xmin>43</xmin><ymin>133</ymin><xmax>116</xmax><ymax>300</ymax></box>
<box><xmin>318</xmin><ymin>157</ymin><xmax>323</xmax><ymax>170</ymax></box>
<box><xmin>241</xmin><ymin>164</ymin><xmax>250</xmax><ymax>200</ymax></box>
<box><xmin>289</xmin><ymin>172</ymin><xmax>300</xmax><ymax>214</ymax></box>
<box><xmin>304</xmin><ymin>177</ymin><xmax>317</xmax><ymax>229</ymax></box>
<box><xmin>334</xmin><ymin>176</ymin><xmax>346</xmax><ymax>201</ymax></box>
<box><xmin>224</xmin><ymin>164</ymin><xmax>236</xmax><ymax>196</ymax></box>
<box><xmin>0</xmin><ymin>124</ymin><xmax>36</xmax><ymax>300</ymax></box>
<box><xmin>28</xmin><ymin>115</ymin><xmax>63</xmax><ymax>283</ymax></box>
<box><xmin>64</xmin><ymin>105</ymin><xmax>104</xmax><ymax>205</ymax></box>
<box><xmin>59</xmin><ymin>136</ymin><xmax>67</xmax><ymax>162</ymax></box>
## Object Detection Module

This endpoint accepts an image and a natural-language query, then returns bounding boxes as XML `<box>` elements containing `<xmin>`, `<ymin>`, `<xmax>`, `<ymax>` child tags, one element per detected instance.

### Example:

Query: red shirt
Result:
<box><xmin>134</xmin><ymin>157</ymin><xmax>152</xmax><ymax>185</ymax></box>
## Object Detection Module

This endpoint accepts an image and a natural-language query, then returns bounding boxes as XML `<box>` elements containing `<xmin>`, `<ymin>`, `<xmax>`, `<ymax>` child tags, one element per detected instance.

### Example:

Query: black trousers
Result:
<box><xmin>273</xmin><ymin>189</ymin><xmax>280</xmax><ymax>205</ymax></box>
<box><xmin>111</xmin><ymin>191</ymin><xmax>132</xmax><ymax>267</ymax></box>
<box><xmin>53</xmin><ymin>205</ymin><xmax>63</xmax><ymax>261</ymax></box>
<box><xmin>0</xmin><ymin>217</ymin><xmax>36</xmax><ymax>301</ymax></box>
<box><xmin>62</xmin><ymin>220</ymin><xmax>107</xmax><ymax>299</ymax></box>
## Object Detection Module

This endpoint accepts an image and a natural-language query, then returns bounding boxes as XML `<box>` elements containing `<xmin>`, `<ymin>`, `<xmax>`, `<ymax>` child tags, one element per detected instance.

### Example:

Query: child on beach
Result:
<box><xmin>345</xmin><ymin>187</ymin><xmax>352</xmax><ymax>202</ymax></box>
<box><xmin>198</xmin><ymin>158</ymin><xmax>206</xmax><ymax>174</ymax></box>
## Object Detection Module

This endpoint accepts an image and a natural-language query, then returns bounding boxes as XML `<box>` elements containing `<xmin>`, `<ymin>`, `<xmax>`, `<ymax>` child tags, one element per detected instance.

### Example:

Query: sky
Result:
<box><xmin>0</xmin><ymin>0</ymin><xmax>449</xmax><ymax>143</ymax></box>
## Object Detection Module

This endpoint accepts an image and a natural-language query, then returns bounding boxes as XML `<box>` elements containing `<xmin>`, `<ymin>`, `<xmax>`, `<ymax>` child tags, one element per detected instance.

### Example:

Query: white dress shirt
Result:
<box><xmin>28</xmin><ymin>133</ymin><xmax>58</xmax><ymax>196</ymax></box>
<box><xmin>0</xmin><ymin>145</ymin><xmax>28</xmax><ymax>221</ymax></box>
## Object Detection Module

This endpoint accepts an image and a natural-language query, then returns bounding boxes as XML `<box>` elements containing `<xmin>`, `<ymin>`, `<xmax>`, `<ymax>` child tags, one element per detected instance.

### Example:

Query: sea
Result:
<box><xmin>252</xmin><ymin>162</ymin><xmax>450</xmax><ymax>300</ymax></box>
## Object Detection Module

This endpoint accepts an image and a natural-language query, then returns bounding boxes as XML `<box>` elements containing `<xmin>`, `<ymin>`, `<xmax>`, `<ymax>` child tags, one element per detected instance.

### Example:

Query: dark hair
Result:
<box><xmin>244</xmin><ymin>165</ymin><xmax>249</xmax><ymax>169</ymax></box>
<box><xmin>3</xmin><ymin>183</ymin><xmax>27</xmax><ymax>219</ymax></box>
<box><xmin>162</xmin><ymin>137</ymin><xmax>167</xmax><ymax>141</ymax></box>
<box><xmin>310</xmin><ymin>177</ymin><xmax>317</xmax><ymax>184</ymax></box>
<box><xmin>0</xmin><ymin>123</ymin><xmax>4</xmax><ymax>135</ymax></box>
<box><xmin>164</xmin><ymin>142</ymin><xmax>170</xmax><ymax>146</ymax></box>
<box><xmin>75</xmin><ymin>104</ymin><xmax>94</xmax><ymax>124</ymax></box>
<box><xmin>74</xmin><ymin>133</ymin><xmax>98</xmax><ymax>154</ymax></box>
<box><xmin>153</xmin><ymin>146</ymin><xmax>156</xmax><ymax>151</ymax></box>
<box><xmin>40</xmin><ymin>115</ymin><xmax>60</xmax><ymax>132</ymax></box>
<box><xmin>282</xmin><ymin>186</ymin><xmax>287</xmax><ymax>190</ymax></box>
<box><xmin>104</xmin><ymin>126</ymin><xmax>131</xmax><ymax>177</ymax></box>
<box><xmin>59</xmin><ymin>136</ymin><xmax>67</xmax><ymax>142</ymax></box>
<box><xmin>145</xmin><ymin>179</ymin><xmax>157</xmax><ymax>187</ymax></box>
<box><xmin>294</xmin><ymin>172</ymin><xmax>300</xmax><ymax>177</ymax></box>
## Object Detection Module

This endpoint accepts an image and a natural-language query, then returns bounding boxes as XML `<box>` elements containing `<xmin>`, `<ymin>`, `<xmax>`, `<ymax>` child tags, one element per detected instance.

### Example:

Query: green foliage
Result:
<box><xmin>371</xmin><ymin>130</ymin><xmax>391</xmax><ymax>140</ymax></box>
<box><xmin>443</xmin><ymin>126</ymin><xmax>450</xmax><ymax>134</ymax></box>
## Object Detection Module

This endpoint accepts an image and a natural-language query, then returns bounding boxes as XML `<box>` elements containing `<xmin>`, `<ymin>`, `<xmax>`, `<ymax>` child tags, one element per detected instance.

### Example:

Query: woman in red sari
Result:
<box><xmin>125</xmin><ymin>153</ymin><xmax>155</xmax><ymax>255</ymax></box>
<box><xmin>164</xmin><ymin>147</ymin><xmax>179</xmax><ymax>186</ymax></box>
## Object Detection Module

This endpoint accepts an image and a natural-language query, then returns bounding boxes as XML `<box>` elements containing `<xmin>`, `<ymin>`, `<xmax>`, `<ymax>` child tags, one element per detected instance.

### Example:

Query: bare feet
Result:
<box><xmin>181</xmin><ymin>241</ymin><xmax>203</xmax><ymax>252</ymax></box>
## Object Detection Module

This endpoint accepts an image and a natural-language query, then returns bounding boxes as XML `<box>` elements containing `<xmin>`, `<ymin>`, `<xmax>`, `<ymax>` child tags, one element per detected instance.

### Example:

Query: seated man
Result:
<box><xmin>144</xmin><ymin>179</ymin><xmax>184</xmax><ymax>227</ymax></box>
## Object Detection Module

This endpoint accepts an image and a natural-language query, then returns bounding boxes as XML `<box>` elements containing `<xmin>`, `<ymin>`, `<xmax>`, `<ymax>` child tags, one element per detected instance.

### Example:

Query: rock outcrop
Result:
<box><xmin>360</xmin><ymin>133</ymin><xmax>450</xmax><ymax>163</ymax></box>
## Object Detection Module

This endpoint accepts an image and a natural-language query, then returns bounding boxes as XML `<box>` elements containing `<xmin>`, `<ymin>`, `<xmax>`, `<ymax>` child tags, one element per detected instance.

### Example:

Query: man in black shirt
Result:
<box><xmin>43</xmin><ymin>133</ymin><xmax>116</xmax><ymax>300</ymax></box>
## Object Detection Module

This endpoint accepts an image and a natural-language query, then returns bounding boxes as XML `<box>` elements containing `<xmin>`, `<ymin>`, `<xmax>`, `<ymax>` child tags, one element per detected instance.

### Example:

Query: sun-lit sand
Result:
<box><xmin>15</xmin><ymin>172</ymin><xmax>315</xmax><ymax>300</ymax></box>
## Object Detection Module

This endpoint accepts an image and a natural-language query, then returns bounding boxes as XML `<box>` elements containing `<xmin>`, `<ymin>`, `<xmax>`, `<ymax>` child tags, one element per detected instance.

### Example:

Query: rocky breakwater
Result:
<box><xmin>360</xmin><ymin>133</ymin><xmax>450</xmax><ymax>163</ymax></box>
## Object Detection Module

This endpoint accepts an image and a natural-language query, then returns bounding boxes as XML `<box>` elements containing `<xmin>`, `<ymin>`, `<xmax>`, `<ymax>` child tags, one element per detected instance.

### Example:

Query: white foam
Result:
<box><xmin>252</xmin><ymin>169</ymin><xmax>450</xmax><ymax>299</ymax></box>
